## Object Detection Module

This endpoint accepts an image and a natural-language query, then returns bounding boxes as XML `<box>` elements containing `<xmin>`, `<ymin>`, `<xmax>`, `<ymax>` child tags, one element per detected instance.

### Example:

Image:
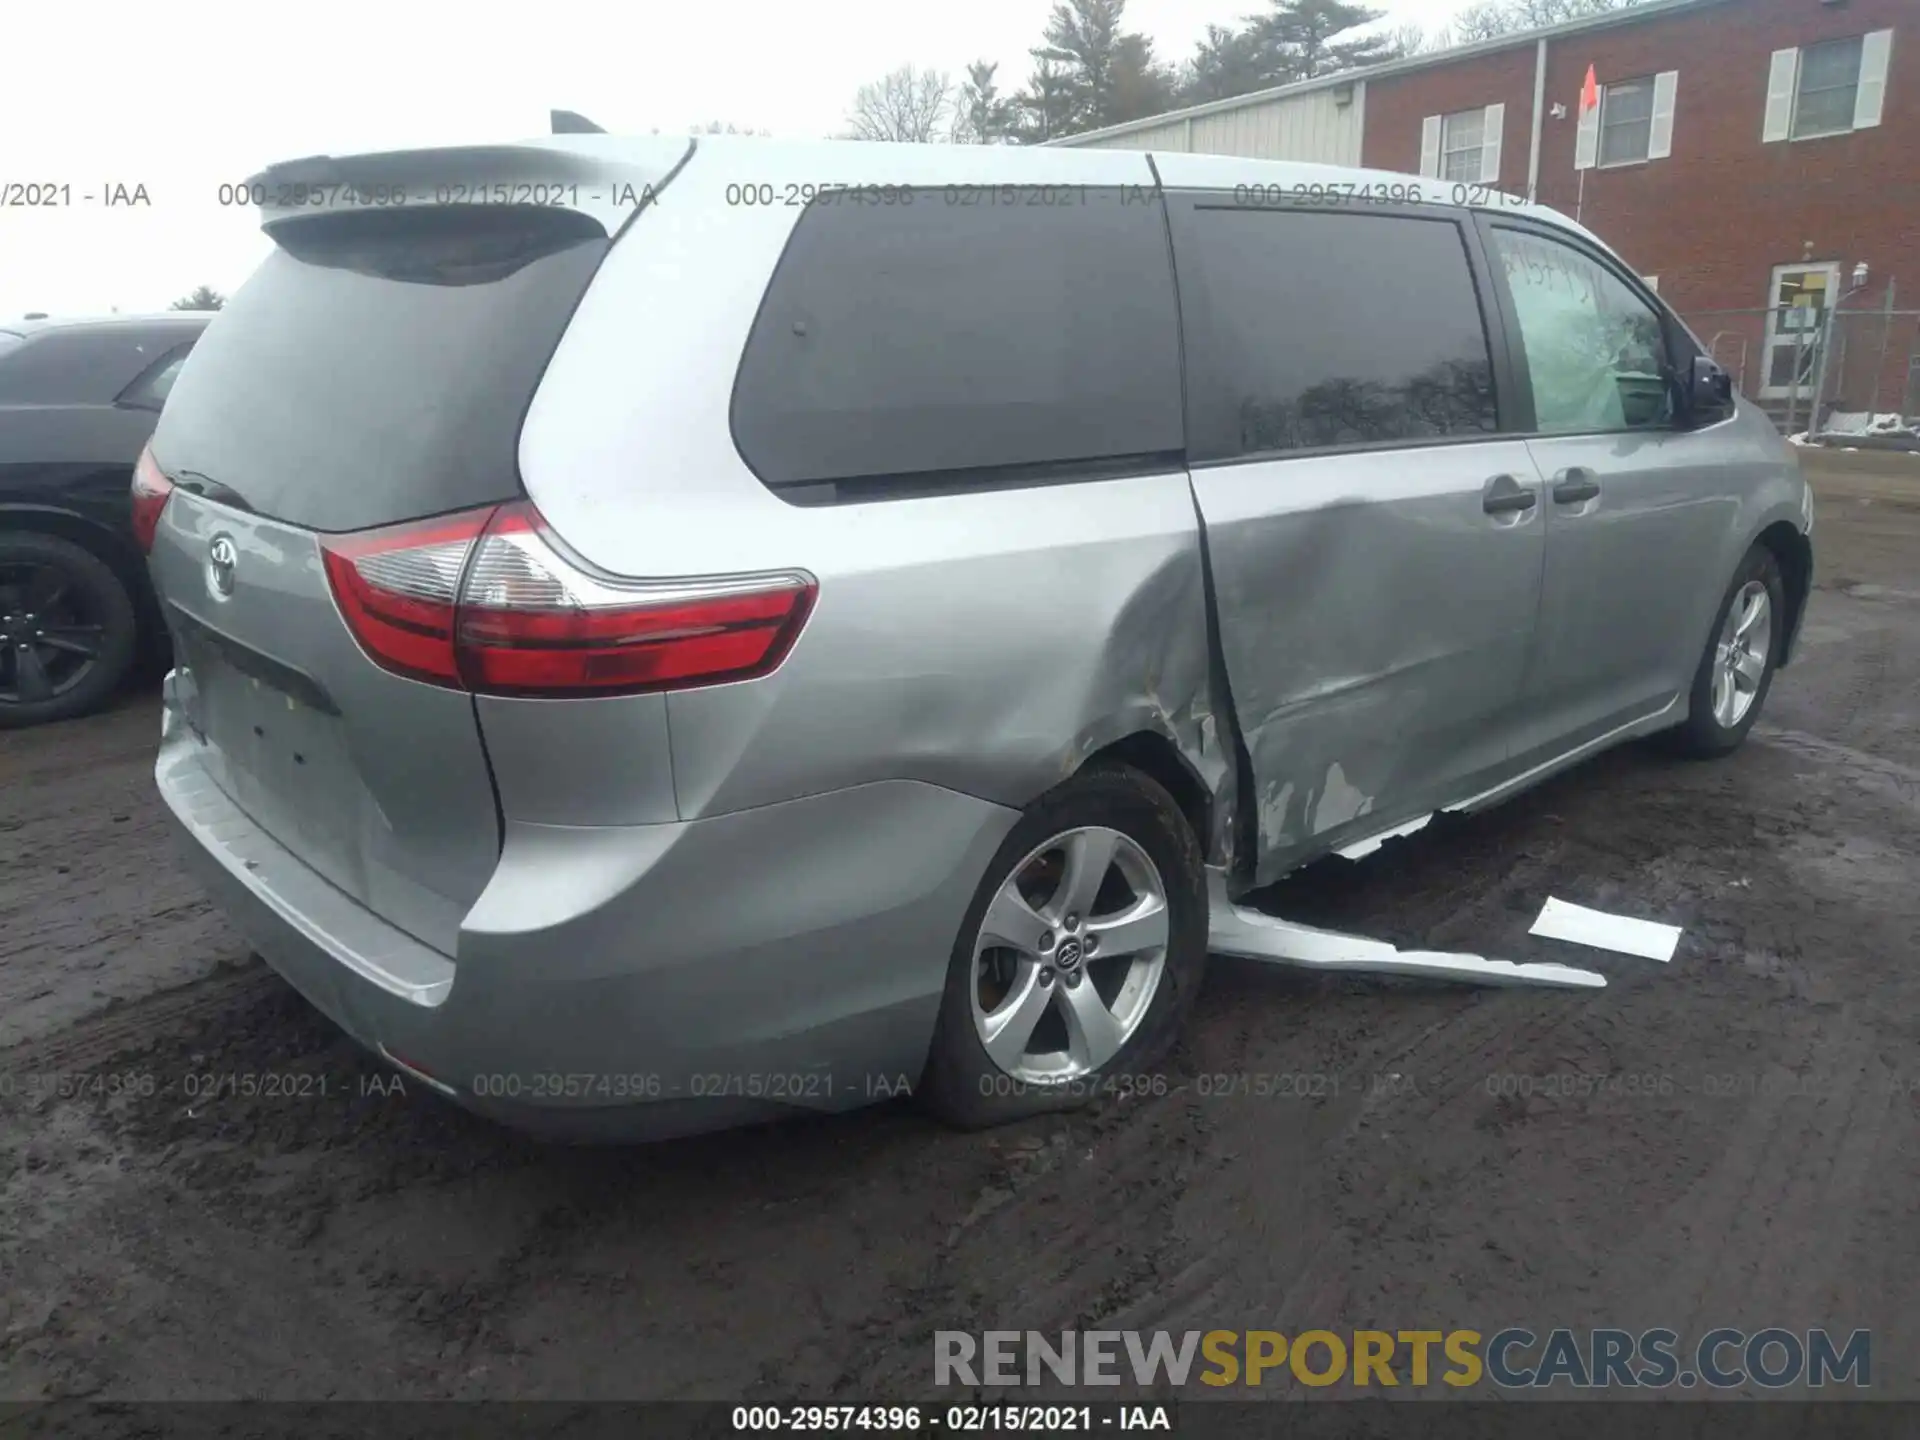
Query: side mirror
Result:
<box><xmin>1689</xmin><ymin>354</ymin><xmax>1734</xmax><ymax>417</ymax></box>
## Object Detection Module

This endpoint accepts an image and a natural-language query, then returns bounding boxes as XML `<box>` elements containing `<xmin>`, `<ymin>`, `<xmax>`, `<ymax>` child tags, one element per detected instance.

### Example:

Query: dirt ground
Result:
<box><xmin>3</xmin><ymin>452</ymin><xmax>1919</xmax><ymax>1405</ymax></box>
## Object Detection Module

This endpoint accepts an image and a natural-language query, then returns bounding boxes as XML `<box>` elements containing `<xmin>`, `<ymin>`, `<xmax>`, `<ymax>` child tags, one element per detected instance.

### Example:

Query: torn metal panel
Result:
<box><xmin>1336</xmin><ymin>812</ymin><xmax>1434</xmax><ymax>860</ymax></box>
<box><xmin>1205</xmin><ymin>872</ymin><xmax>1606</xmax><ymax>990</ymax></box>
<box><xmin>1178</xmin><ymin>433</ymin><xmax>1548</xmax><ymax>888</ymax></box>
<box><xmin>1530</xmin><ymin>896</ymin><xmax>1682</xmax><ymax>962</ymax></box>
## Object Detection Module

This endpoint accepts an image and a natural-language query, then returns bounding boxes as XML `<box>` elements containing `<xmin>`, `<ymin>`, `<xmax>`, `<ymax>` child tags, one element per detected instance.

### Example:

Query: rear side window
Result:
<box><xmin>117</xmin><ymin>344</ymin><xmax>194</xmax><ymax>411</ymax></box>
<box><xmin>1169</xmin><ymin>204</ymin><xmax>1499</xmax><ymax>462</ymax></box>
<box><xmin>731</xmin><ymin>188</ymin><xmax>1183</xmax><ymax>498</ymax></box>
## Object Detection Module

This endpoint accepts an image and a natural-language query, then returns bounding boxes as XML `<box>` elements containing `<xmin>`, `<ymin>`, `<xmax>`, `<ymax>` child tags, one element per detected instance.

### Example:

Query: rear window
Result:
<box><xmin>730</xmin><ymin>187</ymin><xmax>1183</xmax><ymax>499</ymax></box>
<box><xmin>1169</xmin><ymin>204</ymin><xmax>1499</xmax><ymax>461</ymax></box>
<box><xmin>151</xmin><ymin>206</ymin><xmax>609</xmax><ymax>533</ymax></box>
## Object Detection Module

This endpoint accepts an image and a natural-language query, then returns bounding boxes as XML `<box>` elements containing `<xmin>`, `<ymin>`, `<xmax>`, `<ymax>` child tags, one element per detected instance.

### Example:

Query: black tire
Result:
<box><xmin>1662</xmin><ymin>543</ymin><xmax>1786</xmax><ymax>759</ymax></box>
<box><xmin>919</xmin><ymin>763</ymin><xmax>1208</xmax><ymax>1130</ymax></box>
<box><xmin>0</xmin><ymin>531</ymin><xmax>140</xmax><ymax>729</ymax></box>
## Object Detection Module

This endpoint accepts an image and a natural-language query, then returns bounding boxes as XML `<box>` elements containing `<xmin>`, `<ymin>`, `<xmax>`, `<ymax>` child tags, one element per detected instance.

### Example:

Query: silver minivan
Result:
<box><xmin>143</xmin><ymin>133</ymin><xmax>1812</xmax><ymax>1139</ymax></box>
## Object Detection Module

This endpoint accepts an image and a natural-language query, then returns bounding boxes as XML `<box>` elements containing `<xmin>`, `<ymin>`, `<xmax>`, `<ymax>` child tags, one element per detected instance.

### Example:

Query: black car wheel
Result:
<box><xmin>0</xmin><ymin>531</ymin><xmax>139</xmax><ymax>729</ymax></box>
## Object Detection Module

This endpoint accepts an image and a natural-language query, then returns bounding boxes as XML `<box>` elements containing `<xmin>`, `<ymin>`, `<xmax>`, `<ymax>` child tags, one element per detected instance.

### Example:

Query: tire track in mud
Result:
<box><xmin>0</xmin><ymin>689</ymin><xmax>244</xmax><ymax>1048</ymax></box>
<box><xmin>1111</xmin><ymin>739</ymin><xmax>1882</xmax><ymax>1361</ymax></box>
<box><xmin>0</xmin><ymin>962</ymin><xmax>275</xmax><ymax>1079</ymax></box>
<box><xmin>1037</xmin><ymin>802</ymin><xmax>1597</xmax><ymax>1343</ymax></box>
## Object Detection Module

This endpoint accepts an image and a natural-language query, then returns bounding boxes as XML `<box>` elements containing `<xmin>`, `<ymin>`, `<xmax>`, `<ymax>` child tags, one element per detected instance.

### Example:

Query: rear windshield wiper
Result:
<box><xmin>172</xmin><ymin>469</ymin><xmax>255</xmax><ymax>514</ymax></box>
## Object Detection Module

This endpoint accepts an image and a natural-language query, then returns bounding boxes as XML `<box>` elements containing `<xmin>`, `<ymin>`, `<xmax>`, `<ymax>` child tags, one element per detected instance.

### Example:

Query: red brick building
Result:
<box><xmin>1065</xmin><ymin>0</ymin><xmax>1916</xmax><ymax>419</ymax></box>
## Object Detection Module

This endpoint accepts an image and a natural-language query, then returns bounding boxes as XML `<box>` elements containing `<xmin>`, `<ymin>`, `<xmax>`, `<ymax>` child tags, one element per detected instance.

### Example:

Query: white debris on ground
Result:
<box><xmin>1529</xmin><ymin>897</ymin><xmax>1683</xmax><ymax>963</ymax></box>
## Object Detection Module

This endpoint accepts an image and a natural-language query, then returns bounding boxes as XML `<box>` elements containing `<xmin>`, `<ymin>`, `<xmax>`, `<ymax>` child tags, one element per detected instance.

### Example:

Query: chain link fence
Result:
<box><xmin>1680</xmin><ymin>299</ymin><xmax>1920</xmax><ymax>444</ymax></box>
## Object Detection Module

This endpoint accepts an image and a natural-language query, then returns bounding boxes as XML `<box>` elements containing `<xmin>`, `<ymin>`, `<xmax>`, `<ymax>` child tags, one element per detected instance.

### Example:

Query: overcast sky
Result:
<box><xmin>0</xmin><ymin>0</ymin><xmax>1475</xmax><ymax>319</ymax></box>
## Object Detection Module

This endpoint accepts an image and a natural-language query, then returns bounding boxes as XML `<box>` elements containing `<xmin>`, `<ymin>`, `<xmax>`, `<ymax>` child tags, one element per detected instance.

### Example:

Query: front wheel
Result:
<box><xmin>1663</xmin><ymin>544</ymin><xmax>1785</xmax><ymax>758</ymax></box>
<box><xmin>919</xmin><ymin>764</ymin><xmax>1208</xmax><ymax>1130</ymax></box>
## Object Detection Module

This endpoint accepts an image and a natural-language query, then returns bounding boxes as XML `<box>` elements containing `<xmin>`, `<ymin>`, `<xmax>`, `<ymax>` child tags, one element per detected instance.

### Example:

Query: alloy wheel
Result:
<box><xmin>1710</xmin><ymin>579</ymin><xmax>1771</xmax><ymax>729</ymax></box>
<box><xmin>969</xmin><ymin>826</ymin><xmax>1170</xmax><ymax>1085</ymax></box>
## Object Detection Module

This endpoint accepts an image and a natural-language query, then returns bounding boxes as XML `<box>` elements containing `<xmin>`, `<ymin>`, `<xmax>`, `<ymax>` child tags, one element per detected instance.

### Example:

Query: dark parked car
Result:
<box><xmin>0</xmin><ymin>312</ymin><xmax>211</xmax><ymax>726</ymax></box>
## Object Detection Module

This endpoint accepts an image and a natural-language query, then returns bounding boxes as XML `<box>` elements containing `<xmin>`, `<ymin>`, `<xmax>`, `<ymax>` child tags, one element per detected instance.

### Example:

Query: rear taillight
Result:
<box><xmin>130</xmin><ymin>446</ymin><xmax>175</xmax><ymax>554</ymax></box>
<box><xmin>319</xmin><ymin>501</ymin><xmax>816</xmax><ymax>697</ymax></box>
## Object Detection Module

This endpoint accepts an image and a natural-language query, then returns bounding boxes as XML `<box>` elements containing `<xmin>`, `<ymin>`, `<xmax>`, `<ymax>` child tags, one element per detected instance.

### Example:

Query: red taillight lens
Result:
<box><xmin>319</xmin><ymin>510</ymin><xmax>490</xmax><ymax>686</ymax></box>
<box><xmin>130</xmin><ymin>447</ymin><xmax>175</xmax><ymax>554</ymax></box>
<box><xmin>319</xmin><ymin>501</ymin><xmax>816</xmax><ymax>698</ymax></box>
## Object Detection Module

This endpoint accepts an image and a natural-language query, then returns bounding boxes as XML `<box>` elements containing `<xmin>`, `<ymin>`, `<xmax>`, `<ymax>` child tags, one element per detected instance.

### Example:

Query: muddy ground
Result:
<box><xmin>3</xmin><ymin>453</ymin><xmax>1918</xmax><ymax>1405</ymax></box>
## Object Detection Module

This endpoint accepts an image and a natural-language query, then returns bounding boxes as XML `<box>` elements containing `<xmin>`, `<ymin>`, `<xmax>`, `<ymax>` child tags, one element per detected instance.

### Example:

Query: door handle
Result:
<box><xmin>1482</xmin><ymin>473</ymin><xmax>1537</xmax><ymax>515</ymax></box>
<box><xmin>1552</xmin><ymin>468</ymin><xmax>1601</xmax><ymax>504</ymax></box>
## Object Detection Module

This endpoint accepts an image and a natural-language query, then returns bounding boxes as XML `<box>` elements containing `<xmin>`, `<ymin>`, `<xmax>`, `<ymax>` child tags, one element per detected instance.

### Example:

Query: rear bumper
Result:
<box><xmin>156</xmin><ymin>686</ymin><xmax>1019</xmax><ymax>1140</ymax></box>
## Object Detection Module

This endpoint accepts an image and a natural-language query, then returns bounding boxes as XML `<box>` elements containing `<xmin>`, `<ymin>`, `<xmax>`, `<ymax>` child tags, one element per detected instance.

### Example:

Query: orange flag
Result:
<box><xmin>1580</xmin><ymin>64</ymin><xmax>1600</xmax><ymax>113</ymax></box>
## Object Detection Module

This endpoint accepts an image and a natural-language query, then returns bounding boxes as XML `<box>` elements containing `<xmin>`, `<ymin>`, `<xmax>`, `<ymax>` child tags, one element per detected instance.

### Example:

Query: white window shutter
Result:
<box><xmin>1420</xmin><ymin>115</ymin><xmax>1442</xmax><ymax>177</ymax></box>
<box><xmin>1574</xmin><ymin>104</ymin><xmax>1600</xmax><ymax>170</ymax></box>
<box><xmin>1762</xmin><ymin>47</ymin><xmax>1798</xmax><ymax>142</ymax></box>
<box><xmin>1648</xmin><ymin>71</ymin><xmax>1678</xmax><ymax>158</ymax></box>
<box><xmin>1855</xmin><ymin>30</ymin><xmax>1892</xmax><ymax>129</ymax></box>
<box><xmin>1480</xmin><ymin>103</ymin><xmax>1505</xmax><ymax>182</ymax></box>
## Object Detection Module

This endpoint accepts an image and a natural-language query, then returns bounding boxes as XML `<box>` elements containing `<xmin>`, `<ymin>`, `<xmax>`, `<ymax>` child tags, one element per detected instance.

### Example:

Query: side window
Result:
<box><xmin>1489</xmin><ymin>226</ymin><xmax>1673</xmax><ymax>434</ymax></box>
<box><xmin>0</xmin><ymin>330</ymin><xmax>141</xmax><ymax>404</ymax></box>
<box><xmin>1171</xmin><ymin>205</ymin><xmax>1498</xmax><ymax>462</ymax></box>
<box><xmin>118</xmin><ymin>344</ymin><xmax>195</xmax><ymax>410</ymax></box>
<box><xmin>730</xmin><ymin>188</ymin><xmax>1182</xmax><ymax>496</ymax></box>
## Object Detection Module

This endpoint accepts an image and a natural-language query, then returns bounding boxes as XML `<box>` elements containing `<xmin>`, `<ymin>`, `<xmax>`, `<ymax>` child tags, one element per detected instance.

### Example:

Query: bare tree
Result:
<box><xmin>846</xmin><ymin>64</ymin><xmax>957</xmax><ymax>142</ymax></box>
<box><xmin>1381</xmin><ymin>23</ymin><xmax>1432</xmax><ymax>58</ymax></box>
<box><xmin>1443</xmin><ymin>0</ymin><xmax>1643</xmax><ymax>45</ymax></box>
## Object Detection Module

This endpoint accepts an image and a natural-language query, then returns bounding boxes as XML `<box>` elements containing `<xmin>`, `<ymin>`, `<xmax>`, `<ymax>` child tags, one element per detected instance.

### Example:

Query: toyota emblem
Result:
<box><xmin>206</xmin><ymin>534</ymin><xmax>238</xmax><ymax>599</ymax></box>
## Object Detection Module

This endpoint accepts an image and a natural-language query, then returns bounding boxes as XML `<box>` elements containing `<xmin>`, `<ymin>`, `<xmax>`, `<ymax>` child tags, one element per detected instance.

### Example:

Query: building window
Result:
<box><xmin>1599</xmin><ymin>78</ymin><xmax>1654</xmax><ymax>164</ymax></box>
<box><xmin>1422</xmin><ymin>105</ymin><xmax>1505</xmax><ymax>184</ymax></box>
<box><xmin>1764</xmin><ymin>31</ymin><xmax>1893</xmax><ymax>142</ymax></box>
<box><xmin>1577</xmin><ymin>71</ymin><xmax>1676</xmax><ymax>171</ymax></box>
<box><xmin>1793</xmin><ymin>36</ymin><xmax>1864</xmax><ymax>138</ymax></box>
<box><xmin>1441</xmin><ymin>109</ymin><xmax>1486</xmax><ymax>181</ymax></box>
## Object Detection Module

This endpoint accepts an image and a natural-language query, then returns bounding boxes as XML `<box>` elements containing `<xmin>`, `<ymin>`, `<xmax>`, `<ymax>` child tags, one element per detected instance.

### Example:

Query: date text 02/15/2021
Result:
<box><xmin>730</xmin><ymin>1405</ymin><xmax>1172</xmax><ymax>1433</ymax></box>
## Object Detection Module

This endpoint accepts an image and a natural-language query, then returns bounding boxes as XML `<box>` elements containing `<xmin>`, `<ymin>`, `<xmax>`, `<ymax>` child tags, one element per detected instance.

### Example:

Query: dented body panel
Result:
<box><xmin>1188</xmin><ymin>441</ymin><xmax>1547</xmax><ymax>889</ymax></box>
<box><xmin>516</xmin><ymin>139</ymin><xmax>1238</xmax><ymax>862</ymax></box>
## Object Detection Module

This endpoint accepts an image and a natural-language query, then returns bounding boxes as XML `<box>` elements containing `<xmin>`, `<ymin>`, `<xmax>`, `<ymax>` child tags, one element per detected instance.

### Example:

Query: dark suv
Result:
<box><xmin>0</xmin><ymin>312</ymin><xmax>211</xmax><ymax>726</ymax></box>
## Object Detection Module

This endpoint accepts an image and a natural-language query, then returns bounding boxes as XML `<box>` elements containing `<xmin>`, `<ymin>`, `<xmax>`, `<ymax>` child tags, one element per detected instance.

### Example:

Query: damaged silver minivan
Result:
<box><xmin>144</xmin><ymin>131</ymin><xmax>1811</xmax><ymax>1138</ymax></box>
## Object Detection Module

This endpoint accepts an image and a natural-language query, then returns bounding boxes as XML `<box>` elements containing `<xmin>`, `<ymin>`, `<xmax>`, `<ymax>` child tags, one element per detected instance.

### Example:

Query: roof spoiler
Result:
<box><xmin>551</xmin><ymin>110</ymin><xmax>606</xmax><ymax>135</ymax></box>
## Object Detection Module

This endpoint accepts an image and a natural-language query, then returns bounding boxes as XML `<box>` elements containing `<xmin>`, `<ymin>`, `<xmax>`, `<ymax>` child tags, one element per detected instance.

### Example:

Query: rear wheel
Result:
<box><xmin>919</xmin><ymin>764</ymin><xmax>1207</xmax><ymax>1129</ymax></box>
<box><xmin>1663</xmin><ymin>544</ymin><xmax>1784</xmax><ymax>758</ymax></box>
<box><xmin>0</xmin><ymin>531</ymin><xmax>139</xmax><ymax>729</ymax></box>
